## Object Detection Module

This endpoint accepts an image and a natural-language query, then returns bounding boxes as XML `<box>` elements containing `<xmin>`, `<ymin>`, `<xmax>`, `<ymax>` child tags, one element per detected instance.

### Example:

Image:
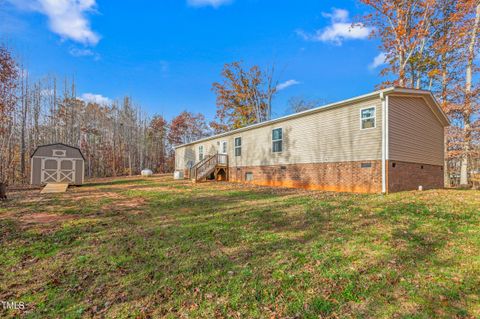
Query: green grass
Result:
<box><xmin>0</xmin><ymin>176</ymin><xmax>479</xmax><ymax>318</ymax></box>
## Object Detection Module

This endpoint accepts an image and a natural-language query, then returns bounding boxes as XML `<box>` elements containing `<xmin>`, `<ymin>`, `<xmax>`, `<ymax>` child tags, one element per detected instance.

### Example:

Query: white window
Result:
<box><xmin>272</xmin><ymin>128</ymin><xmax>283</xmax><ymax>153</ymax></box>
<box><xmin>234</xmin><ymin>137</ymin><xmax>242</xmax><ymax>157</ymax></box>
<box><xmin>360</xmin><ymin>107</ymin><xmax>376</xmax><ymax>129</ymax></box>
<box><xmin>53</xmin><ymin>150</ymin><xmax>66</xmax><ymax>157</ymax></box>
<box><xmin>198</xmin><ymin>145</ymin><xmax>204</xmax><ymax>161</ymax></box>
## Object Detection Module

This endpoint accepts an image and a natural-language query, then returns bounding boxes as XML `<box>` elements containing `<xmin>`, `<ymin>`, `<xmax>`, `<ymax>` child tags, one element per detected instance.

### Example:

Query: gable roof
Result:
<box><xmin>31</xmin><ymin>143</ymin><xmax>86</xmax><ymax>160</ymax></box>
<box><xmin>174</xmin><ymin>87</ymin><xmax>450</xmax><ymax>149</ymax></box>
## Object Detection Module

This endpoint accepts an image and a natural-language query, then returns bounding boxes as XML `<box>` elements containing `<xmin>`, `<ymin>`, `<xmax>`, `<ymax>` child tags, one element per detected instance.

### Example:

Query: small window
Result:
<box><xmin>234</xmin><ymin>137</ymin><xmax>242</xmax><ymax>157</ymax></box>
<box><xmin>272</xmin><ymin>128</ymin><xmax>283</xmax><ymax>153</ymax></box>
<box><xmin>198</xmin><ymin>145</ymin><xmax>204</xmax><ymax>161</ymax></box>
<box><xmin>392</xmin><ymin>162</ymin><xmax>396</xmax><ymax>168</ymax></box>
<box><xmin>361</xmin><ymin>163</ymin><xmax>372</xmax><ymax>168</ymax></box>
<box><xmin>53</xmin><ymin>150</ymin><xmax>66</xmax><ymax>157</ymax></box>
<box><xmin>360</xmin><ymin>107</ymin><xmax>376</xmax><ymax>129</ymax></box>
<box><xmin>421</xmin><ymin>165</ymin><xmax>424</xmax><ymax>169</ymax></box>
<box><xmin>245</xmin><ymin>172</ymin><xmax>253</xmax><ymax>181</ymax></box>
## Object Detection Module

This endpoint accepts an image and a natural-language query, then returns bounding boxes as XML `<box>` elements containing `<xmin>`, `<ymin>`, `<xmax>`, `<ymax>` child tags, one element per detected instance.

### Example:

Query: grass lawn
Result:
<box><xmin>0</xmin><ymin>176</ymin><xmax>479</xmax><ymax>318</ymax></box>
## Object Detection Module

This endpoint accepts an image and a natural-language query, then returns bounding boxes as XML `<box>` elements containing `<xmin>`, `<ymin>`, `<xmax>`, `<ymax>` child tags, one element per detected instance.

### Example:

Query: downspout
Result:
<box><xmin>386</xmin><ymin>95</ymin><xmax>389</xmax><ymax>192</ymax></box>
<box><xmin>380</xmin><ymin>92</ymin><xmax>386</xmax><ymax>193</ymax></box>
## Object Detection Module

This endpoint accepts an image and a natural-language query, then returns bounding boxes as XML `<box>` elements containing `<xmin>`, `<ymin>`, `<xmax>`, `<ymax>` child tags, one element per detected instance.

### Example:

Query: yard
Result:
<box><xmin>0</xmin><ymin>176</ymin><xmax>479</xmax><ymax>318</ymax></box>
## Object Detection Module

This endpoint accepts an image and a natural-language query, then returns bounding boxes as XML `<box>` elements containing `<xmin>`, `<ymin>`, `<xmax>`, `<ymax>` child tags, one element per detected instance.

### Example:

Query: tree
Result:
<box><xmin>0</xmin><ymin>44</ymin><xmax>18</xmax><ymax>197</ymax></box>
<box><xmin>211</xmin><ymin>61</ymin><xmax>277</xmax><ymax>132</ymax></box>
<box><xmin>360</xmin><ymin>0</ymin><xmax>480</xmax><ymax>187</ymax></box>
<box><xmin>288</xmin><ymin>96</ymin><xmax>323</xmax><ymax>113</ymax></box>
<box><xmin>360</xmin><ymin>0</ymin><xmax>437</xmax><ymax>87</ymax></box>
<box><xmin>168</xmin><ymin>111</ymin><xmax>210</xmax><ymax>146</ymax></box>
<box><xmin>459</xmin><ymin>1</ymin><xmax>480</xmax><ymax>186</ymax></box>
<box><xmin>147</xmin><ymin>115</ymin><xmax>168</xmax><ymax>173</ymax></box>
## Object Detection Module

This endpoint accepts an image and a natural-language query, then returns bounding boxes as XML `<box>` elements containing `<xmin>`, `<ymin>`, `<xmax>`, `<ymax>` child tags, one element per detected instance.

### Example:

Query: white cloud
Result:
<box><xmin>277</xmin><ymin>79</ymin><xmax>300</xmax><ymax>91</ymax></box>
<box><xmin>298</xmin><ymin>8</ymin><xmax>371</xmax><ymax>45</ymax></box>
<box><xmin>8</xmin><ymin>0</ymin><xmax>100</xmax><ymax>45</ymax></box>
<box><xmin>80</xmin><ymin>93</ymin><xmax>111</xmax><ymax>105</ymax></box>
<box><xmin>69</xmin><ymin>47</ymin><xmax>93</xmax><ymax>56</ymax></box>
<box><xmin>187</xmin><ymin>0</ymin><xmax>232</xmax><ymax>8</ymax></box>
<box><xmin>369</xmin><ymin>52</ymin><xmax>387</xmax><ymax>69</ymax></box>
<box><xmin>69</xmin><ymin>47</ymin><xmax>100</xmax><ymax>60</ymax></box>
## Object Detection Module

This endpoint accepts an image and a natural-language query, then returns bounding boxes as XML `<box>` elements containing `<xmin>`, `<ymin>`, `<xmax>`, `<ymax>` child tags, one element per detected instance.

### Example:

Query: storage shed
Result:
<box><xmin>30</xmin><ymin>143</ymin><xmax>85</xmax><ymax>185</ymax></box>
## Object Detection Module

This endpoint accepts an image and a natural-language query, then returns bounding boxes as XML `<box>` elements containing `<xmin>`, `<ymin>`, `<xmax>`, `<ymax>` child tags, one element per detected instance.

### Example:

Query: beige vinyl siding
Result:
<box><xmin>388</xmin><ymin>96</ymin><xmax>444</xmax><ymax>166</ymax></box>
<box><xmin>175</xmin><ymin>97</ymin><xmax>383</xmax><ymax>170</ymax></box>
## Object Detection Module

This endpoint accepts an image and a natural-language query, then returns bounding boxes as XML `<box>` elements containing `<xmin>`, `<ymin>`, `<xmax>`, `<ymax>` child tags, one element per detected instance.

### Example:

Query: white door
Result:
<box><xmin>41</xmin><ymin>158</ymin><xmax>75</xmax><ymax>184</ymax></box>
<box><xmin>219</xmin><ymin>141</ymin><xmax>227</xmax><ymax>164</ymax></box>
<box><xmin>219</xmin><ymin>141</ymin><xmax>227</xmax><ymax>154</ymax></box>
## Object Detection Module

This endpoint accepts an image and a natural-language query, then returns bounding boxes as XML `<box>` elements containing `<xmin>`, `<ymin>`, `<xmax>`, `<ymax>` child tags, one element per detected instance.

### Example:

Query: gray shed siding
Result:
<box><xmin>32</xmin><ymin>144</ymin><xmax>83</xmax><ymax>159</ymax></box>
<box><xmin>31</xmin><ymin>144</ymin><xmax>84</xmax><ymax>185</ymax></box>
<box><xmin>175</xmin><ymin>96</ymin><xmax>383</xmax><ymax>170</ymax></box>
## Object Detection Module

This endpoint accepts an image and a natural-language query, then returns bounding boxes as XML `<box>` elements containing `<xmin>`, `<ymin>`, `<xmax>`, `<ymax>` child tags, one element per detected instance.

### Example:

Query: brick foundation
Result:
<box><xmin>387</xmin><ymin>160</ymin><xmax>444</xmax><ymax>192</ymax></box>
<box><xmin>229</xmin><ymin>161</ymin><xmax>382</xmax><ymax>193</ymax></box>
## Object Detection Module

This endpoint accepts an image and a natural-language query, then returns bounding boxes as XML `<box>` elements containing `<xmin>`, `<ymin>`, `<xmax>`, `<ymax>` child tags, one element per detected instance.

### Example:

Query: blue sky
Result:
<box><xmin>1</xmin><ymin>0</ymin><xmax>386</xmax><ymax>121</ymax></box>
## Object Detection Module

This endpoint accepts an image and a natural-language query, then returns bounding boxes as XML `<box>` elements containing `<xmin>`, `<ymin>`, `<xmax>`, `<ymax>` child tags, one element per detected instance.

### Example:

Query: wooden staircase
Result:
<box><xmin>190</xmin><ymin>154</ymin><xmax>228</xmax><ymax>183</ymax></box>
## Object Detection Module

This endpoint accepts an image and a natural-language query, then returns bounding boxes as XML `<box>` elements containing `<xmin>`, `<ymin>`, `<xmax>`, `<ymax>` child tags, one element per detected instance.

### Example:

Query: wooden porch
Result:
<box><xmin>189</xmin><ymin>154</ymin><xmax>229</xmax><ymax>183</ymax></box>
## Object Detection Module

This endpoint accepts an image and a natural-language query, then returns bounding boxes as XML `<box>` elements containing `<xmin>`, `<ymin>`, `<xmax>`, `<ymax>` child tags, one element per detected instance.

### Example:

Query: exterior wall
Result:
<box><xmin>174</xmin><ymin>90</ymin><xmax>448</xmax><ymax>194</ymax></box>
<box><xmin>75</xmin><ymin>160</ymin><xmax>83</xmax><ymax>185</ymax></box>
<box><xmin>387</xmin><ymin>160</ymin><xmax>444</xmax><ymax>192</ymax></box>
<box><xmin>175</xmin><ymin>96</ymin><xmax>383</xmax><ymax>170</ymax></box>
<box><xmin>31</xmin><ymin>157</ymin><xmax>42</xmax><ymax>185</ymax></box>
<box><xmin>229</xmin><ymin>160</ymin><xmax>382</xmax><ymax>193</ymax></box>
<box><xmin>388</xmin><ymin>96</ymin><xmax>444</xmax><ymax>166</ymax></box>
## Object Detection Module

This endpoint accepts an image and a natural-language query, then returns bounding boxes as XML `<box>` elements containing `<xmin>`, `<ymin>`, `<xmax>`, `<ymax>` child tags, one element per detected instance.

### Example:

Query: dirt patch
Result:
<box><xmin>19</xmin><ymin>213</ymin><xmax>74</xmax><ymax>225</ymax></box>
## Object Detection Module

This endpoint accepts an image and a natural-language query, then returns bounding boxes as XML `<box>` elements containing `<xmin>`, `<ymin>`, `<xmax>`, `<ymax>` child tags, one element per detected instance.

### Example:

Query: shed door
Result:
<box><xmin>41</xmin><ymin>158</ymin><xmax>76</xmax><ymax>184</ymax></box>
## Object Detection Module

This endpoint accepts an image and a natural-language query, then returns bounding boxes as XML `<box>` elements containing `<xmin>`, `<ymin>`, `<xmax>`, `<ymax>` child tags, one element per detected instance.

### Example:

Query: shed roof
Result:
<box><xmin>31</xmin><ymin>143</ymin><xmax>85</xmax><ymax>160</ymax></box>
<box><xmin>174</xmin><ymin>87</ymin><xmax>450</xmax><ymax>149</ymax></box>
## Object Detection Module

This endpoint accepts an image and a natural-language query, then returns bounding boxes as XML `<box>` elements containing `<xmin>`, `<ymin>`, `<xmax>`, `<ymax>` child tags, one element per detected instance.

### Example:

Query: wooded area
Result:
<box><xmin>0</xmin><ymin>0</ymin><xmax>478</xmax><ymax>187</ymax></box>
<box><xmin>0</xmin><ymin>47</ymin><xmax>211</xmax><ymax>185</ymax></box>
<box><xmin>360</xmin><ymin>0</ymin><xmax>480</xmax><ymax>186</ymax></box>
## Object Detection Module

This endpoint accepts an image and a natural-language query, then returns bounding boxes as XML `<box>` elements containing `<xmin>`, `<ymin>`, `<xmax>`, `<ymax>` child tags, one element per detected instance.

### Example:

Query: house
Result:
<box><xmin>31</xmin><ymin>143</ymin><xmax>85</xmax><ymax>185</ymax></box>
<box><xmin>174</xmin><ymin>87</ymin><xmax>449</xmax><ymax>193</ymax></box>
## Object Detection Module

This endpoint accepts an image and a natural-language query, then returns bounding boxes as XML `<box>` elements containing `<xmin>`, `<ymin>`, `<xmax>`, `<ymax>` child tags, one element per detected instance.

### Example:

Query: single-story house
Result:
<box><xmin>31</xmin><ymin>143</ymin><xmax>85</xmax><ymax>185</ymax></box>
<box><xmin>174</xmin><ymin>87</ymin><xmax>449</xmax><ymax>193</ymax></box>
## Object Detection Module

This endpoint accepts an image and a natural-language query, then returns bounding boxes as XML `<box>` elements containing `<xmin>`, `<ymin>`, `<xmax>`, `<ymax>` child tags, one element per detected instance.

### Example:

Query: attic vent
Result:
<box><xmin>52</xmin><ymin>150</ymin><xmax>66</xmax><ymax>157</ymax></box>
<box><xmin>421</xmin><ymin>165</ymin><xmax>424</xmax><ymax>169</ymax></box>
<box><xmin>392</xmin><ymin>162</ymin><xmax>396</xmax><ymax>168</ymax></box>
<box><xmin>361</xmin><ymin>163</ymin><xmax>372</xmax><ymax>168</ymax></box>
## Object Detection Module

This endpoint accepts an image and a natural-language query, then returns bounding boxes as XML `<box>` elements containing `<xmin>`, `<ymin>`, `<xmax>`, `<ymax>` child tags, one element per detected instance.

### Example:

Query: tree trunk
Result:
<box><xmin>20</xmin><ymin>71</ymin><xmax>28</xmax><ymax>183</ymax></box>
<box><xmin>0</xmin><ymin>182</ymin><xmax>6</xmax><ymax>200</ymax></box>
<box><xmin>460</xmin><ymin>3</ymin><xmax>480</xmax><ymax>186</ymax></box>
